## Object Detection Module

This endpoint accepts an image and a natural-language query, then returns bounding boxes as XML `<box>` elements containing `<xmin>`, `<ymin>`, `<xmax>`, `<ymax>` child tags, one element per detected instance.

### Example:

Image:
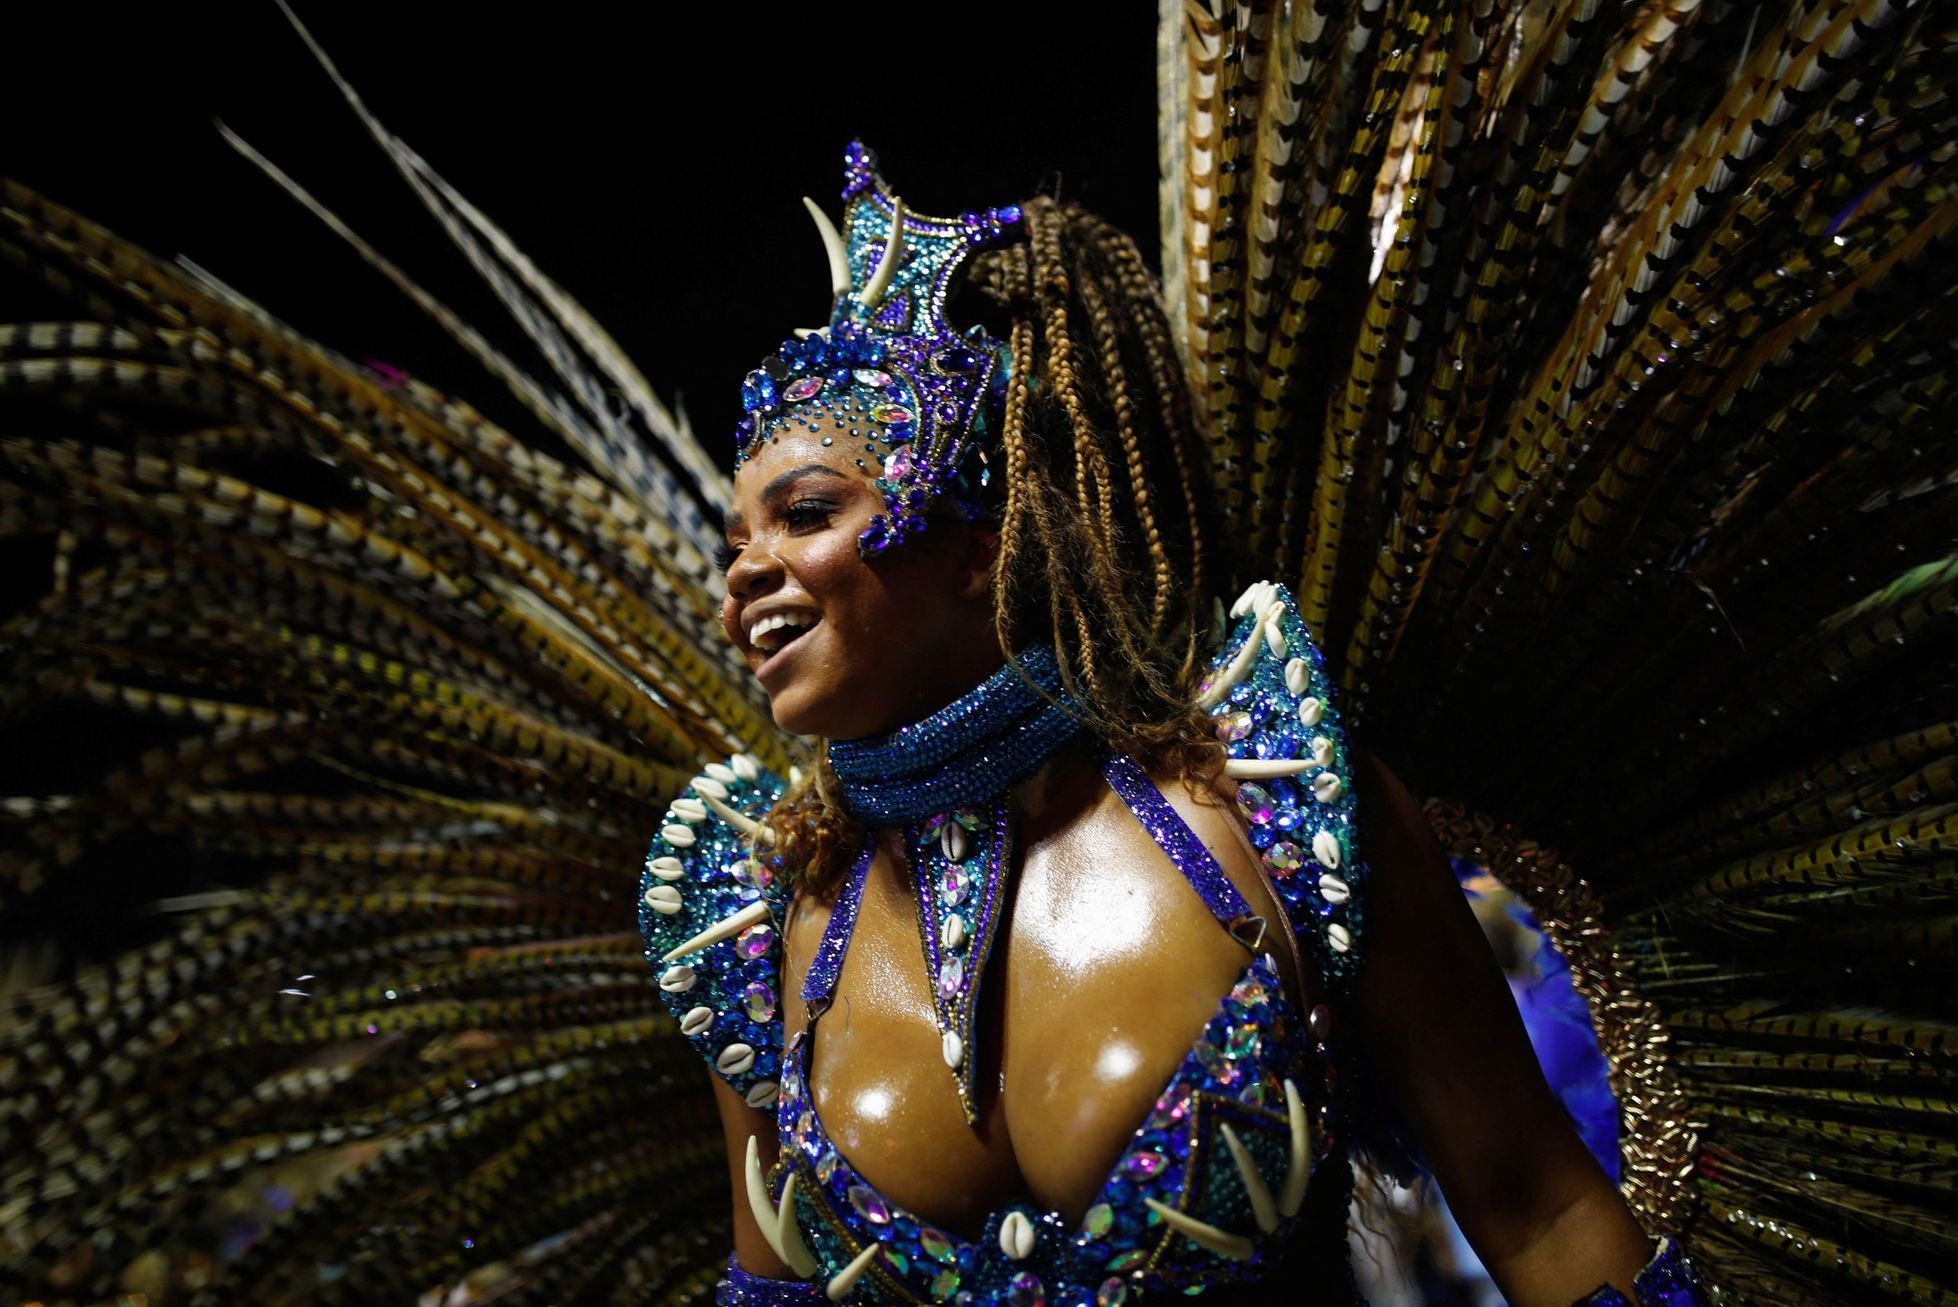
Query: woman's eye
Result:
<box><xmin>712</xmin><ymin>541</ymin><xmax>740</xmax><ymax>573</ymax></box>
<box><xmin>784</xmin><ymin>500</ymin><xmax>834</xmax><ymax>531</ymax></box>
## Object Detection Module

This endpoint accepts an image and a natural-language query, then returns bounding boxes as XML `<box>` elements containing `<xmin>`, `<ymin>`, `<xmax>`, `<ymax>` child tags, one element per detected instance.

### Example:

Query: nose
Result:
<box><xmin>725</xmin><ymin>540</ymin><xmax>783</xmax><ymax>604</ymax></box>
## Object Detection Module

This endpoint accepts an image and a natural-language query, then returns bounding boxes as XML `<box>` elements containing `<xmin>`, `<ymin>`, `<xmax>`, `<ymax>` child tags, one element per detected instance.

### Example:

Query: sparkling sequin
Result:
<box><xmin>853</xmin><ymin>368</ymin><xmax>894</xmax><ymax>388</ymax></box>
<box><xmin>1097</xmin><ymin>1278</ymin><xmax>1129</xmax><ymax>1306</ymax></box>
<box><xmin>937</xmin><ymin>955</ymin><xmax>966</xmax><ymax>998</ymax></box>
<box><xmin>1264</xmin><ymin>841</ymin><xmax>1302</xmax><ymax>877</ymax></box>
<box><xmin>783</xmin><ymin>376</ymin><xmax>825</xmax><ymax>402</ymax></box>
<box><xmin>735</xmin><ymin>923</ymin><xmax>772</xmax><ymax>959</ymax></box>
<box><xmin>1123</xmin><ymin>1150</ymin><xmax>1166</xmax><ymax>1180</ymax></box>
<box><xmin>1006</xmin><ymin>1272</ymin><xmax>1045</xmax><ymax>1307</ymax></box>
<box><xmin>931</xmin><ymin>1268</ymin><xmax>962</xmax><ymax>1300</ymax></box>
<box><xmin>1083</xmin><ymin>1203</ymin><xmax>1114</xmax><ymax>1238</ymax></box>
<box><xmin>848</xmin><ymin>1183</ymin><xmax>891</xmax><ymax>1225</ymax></box>
<box><xmin>1106</xmin><ymin>1250</ymin><xmax>1148</xmax><ymax>1273</ymax></box>
<box><xmin>1217</xmin><ymin>710</ymin><xmax>1253</xmax><ymax>742</ymax></box>
<box><xmin>871</xmin><ymin>402</ymin><xmax>915</xmax><ymax>425</ymax></box>
<box><xmin>742</xmin><ymin>981</ymin><xmax>776</xmax><ymax>1024</ymax></box>
<box><xmin>1235</xmin><ymin>783</ymin><xmax>1274</xmax><ymax>824</ymax></box>
<box><xmin>940</xmin><ymin>867</ymin><xmax>971</xmax><ymax>906</ymax></box>
<box><xmin>1225</xmin><ymin>1023</ymin><xmax>1261</xmax><ymax>1059</ymax></box>
<box><xmin>919</xmin><ymin>1225</ymin><xmax>956</xmax><ymax>1263</ymax></box>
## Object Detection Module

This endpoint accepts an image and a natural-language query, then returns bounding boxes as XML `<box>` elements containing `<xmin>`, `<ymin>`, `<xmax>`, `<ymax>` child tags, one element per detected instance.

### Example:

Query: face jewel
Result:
<box><xmin>870</xmin><ymin>402</ymin><xmax>915</xmax><ymax>425</ymax></box>
<box><xmin>1097</xmin><ymin>1277</ymin><xmax>1129</xmax><ymax>1306</ymax></box>
<box><xmin>1216</xmin><ymin>710</ymin><xmax>1253</xmax><ymax>743</ymax></box>
<box><xmin>1263</xmin><ymin>841</ymin><xmax>1302</xmax><ymax>878</ymax></box>
<box><xmin>742</xmin><ymin>982</ymin><xmax>777</xmax><ymax>1023</ymax></box>
<box><xmin>887</xmin><ymin>446</ymin><xmax>916</xmax><ymax>481</ymax></box>
<box><xmin>1082</xmin><ymin>1202</ymin><xmax>1114</xmax><ymax>1239</ymax></box>
<box><xmin>1234</xmin><ymin>783</ymin><xmax>1274</xmax><ymax>825</ymax></box>
<box><xmin>853</xmin><ymin>368</ymin><xmax>893</xmax><ymax>388</ymax></box>
<box><xmin>937</xmin><ymin>954</ymin><xmax>966</xmax><ymax>998</ymax></box>
<box><xmin>1006</xmin><ymin>1272</ymin><xmax>1045</xmax><ymax>1307</ymax></box>
<box><xmin>735</xmin><ymin>923</ymin><xmax>773</xmax><ymax>959</ymax></box>
<box><xmin>848</xmin><ymin>1183</ymin><xmax>892</xmax><ymax>1225</ymax></box>
<box><xmin>783</xmin><ymin>376</ymin><xmax>825</xmax><ymax>403</ymax></box>
<box><xmin>919</xmin><ymin>1225</ymin><xmax>957</xmax><ymax>1264</ymax></box>
<box><xmin>1123</xmin><ymin>1149</ymin><xmax>1167</xmax><ymax>1181</ymax></box>
<box><xmin>940</xmin><ymin>866</ymin><xmax>971</xmax><ymax>905</ymax></box>
<box><xmin>931</xmin><ymin>1268</ymin><xmax>962</xmax><ymax>1300</ymax></box>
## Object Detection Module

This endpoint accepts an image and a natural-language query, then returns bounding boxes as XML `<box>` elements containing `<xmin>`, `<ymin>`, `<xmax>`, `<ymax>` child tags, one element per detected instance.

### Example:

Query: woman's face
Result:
<box><xmin>720</xmin><ymin>422</ymin><xmax>1003</xmax><ymax>740</ymax></box>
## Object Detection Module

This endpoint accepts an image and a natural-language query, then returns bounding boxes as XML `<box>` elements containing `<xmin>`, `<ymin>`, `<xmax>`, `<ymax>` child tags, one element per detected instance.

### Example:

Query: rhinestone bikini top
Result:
<box><xmin>640</xmin><ymin>583</ymin><xmax>1369</xmax><ymax>1303</ymax></box>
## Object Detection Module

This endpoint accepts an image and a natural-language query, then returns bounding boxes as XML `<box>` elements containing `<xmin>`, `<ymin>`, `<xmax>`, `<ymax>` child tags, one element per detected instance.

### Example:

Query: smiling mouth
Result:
<box><xmin>749</xmin><ymin>613</ymin><xmax>820</xmax><ymax>664</ymax></box>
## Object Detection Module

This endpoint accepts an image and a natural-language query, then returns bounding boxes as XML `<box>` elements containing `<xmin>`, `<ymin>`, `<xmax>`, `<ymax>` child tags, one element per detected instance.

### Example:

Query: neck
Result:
<box><xmin>827</xmin><ymin>645</ymin><xmax>1083</xmax><ymax>825</ymax></box>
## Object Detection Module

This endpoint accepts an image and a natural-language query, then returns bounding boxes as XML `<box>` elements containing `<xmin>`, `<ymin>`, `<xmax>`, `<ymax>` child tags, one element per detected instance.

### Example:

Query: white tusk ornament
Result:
<box><xmin>1224</xmin><ymin>758</ymin><xmax>1314</xmax><ymax>780</ymax></box>
<box><xmin>1220</xmin><ymin>1123</ymin><xmax>1279</xmax><ymax>1233</ymax></box>
<box><xmin>861</xmin><ymin>199</ymin><xmax>907</xmax><ymax>308</ymax></box>
<box><xmin>1280</xmin><ymin>1078</ymin><xmax>1314</xmax><ymax>1217</ymax></box>
<box><xmin>660</xmin><ymin>900</ymin><xmax>770</xmax><ymax>963</ymax></box>
<box><xmin>827</xmin><ymin>1240</ymin><xmax>884</xmax><ymax>1300</ymax></box>
<box><xmin>1143</xmin><ymin>1198</ymin><xmax>1255</xmax><ymax>1260</ymax></box>
<box><xmin>803</xmin><ymin>196</ymin><xmax>852</xmax><ymax>298</ymax></box>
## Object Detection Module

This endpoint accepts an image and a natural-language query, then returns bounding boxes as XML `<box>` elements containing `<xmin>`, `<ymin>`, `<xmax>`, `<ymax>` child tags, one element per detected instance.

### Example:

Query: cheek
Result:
<box><xmin>720</xmin><ymin>593</ymin><xmax>742</xmax><ymax>644</ymax></box>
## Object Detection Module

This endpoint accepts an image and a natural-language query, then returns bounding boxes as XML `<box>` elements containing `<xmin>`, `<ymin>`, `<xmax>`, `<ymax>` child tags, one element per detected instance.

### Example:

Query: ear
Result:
<box><xmin>955</xmin><ymin>524</ymin><xmax>1000</xmax><ymax>601</ymax></box>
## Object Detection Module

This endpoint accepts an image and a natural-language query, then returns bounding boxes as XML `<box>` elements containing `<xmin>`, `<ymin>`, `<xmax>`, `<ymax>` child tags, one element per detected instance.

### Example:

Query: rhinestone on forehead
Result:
<box><xmin>733</xmin><ymin>142</ymin><xmax>1022</xmax><ymax>557</ymax></box>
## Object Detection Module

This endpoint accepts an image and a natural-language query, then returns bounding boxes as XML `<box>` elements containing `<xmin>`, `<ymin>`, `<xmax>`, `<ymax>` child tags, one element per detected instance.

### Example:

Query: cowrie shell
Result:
<box><xmin>1311</xmin><ymin>735</ymin><xmax>1335</xmax><ymax>767</ymax></box>
<box><xmin>669</xmin><ymin>798</ymin><xmax>708</xmax><ymax>823</ymax></box>
<box><xmin>943</xmin><ymin>915</ymin><xmax>968</xmax><ymax>950</ymax></box>
<box><xmin>680</xmin><ymin>1006</ymin><xmax>714</xmax><ymax>1036</ymax></box>
<box><xmin>941</xmin><ymin>821</ymin><xmax>970</xmax><ymax>863</ymax></box>
<box><xmin>1327</xmin><ymin>923</ymin><xmax>1352</xmax><ymax>953</ymax></box>
<box><xmin>690</xmin><ymin>775</ymin><xmax>729</xmax><ymax>800</ymax></box>
<box><xmin>717</xmin><ymin>1043</ymin><xmax>756</xmax><ymax>1075</ymax></box>
<box><xmin>1312</xmin><ymin>830</ymin><xmax>1341</xmax><ymax>870</ymax></box>
<box><xmin>1311</xmin><ymin>772</ymin><xmax>1344</xmax><ymax>803</ymax></box>
<box><xmin>999</xmin><ymin>1210</ymin><xmax>1036</xmax><ymax>1260</ymax></box>
<box><xmin>730</xmin><ymin>754</ymin><xmax>760</xmax><ymax>782</ymax></box>
<box><xmin>942</xmin><ymin>1030</ymin><xmax>964</xmax><ymax>1069</ymax></box>
<box><xmin>661</xmin><ymin>824</ymin><xmax>696</xmax><ymax>847</ymax></box>
<box><xmin>705</xmin><ymin>762</ymin><xmax>738</xmax><ymax>785</ymax></box>
<box><xmin>659</xmin><ymin>965</ymin><xmax>696</xmax><ymax>993</ymax></box>
<box><xmin>1298</xmin><ymin>697</ymin><xmax>1324</xmax><ymax>727</ymax></box>
<box><xmin>1318</xmin><ymin>873</ymin><xmax>1350</xmax><ymax>904</ymax></box>
<box><xmin>647</xmin><ymin>855</ymin><xmax>684</xmax><ymax>881</ymax></box>
<box><xmin>643</xmin><ymin>884</ymin><xmax>683</xmax><ymax>914</ymax></box>
<box><xmin>745</xmin><ymin>1080</ymin><xmax>780</xmax><ymax>1109</ymax></box>
<box><xmin>1284</xmin><ymin>658</ymin><xmax>1310</xmax><ymax>697</ymax></box>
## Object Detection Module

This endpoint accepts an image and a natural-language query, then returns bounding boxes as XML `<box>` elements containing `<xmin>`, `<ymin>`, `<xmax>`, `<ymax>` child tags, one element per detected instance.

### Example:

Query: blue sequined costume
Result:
<box><xmin>641</xmin><ymin>586</ymin><xmax>1372</xmax><ymax>1304</ymax></box>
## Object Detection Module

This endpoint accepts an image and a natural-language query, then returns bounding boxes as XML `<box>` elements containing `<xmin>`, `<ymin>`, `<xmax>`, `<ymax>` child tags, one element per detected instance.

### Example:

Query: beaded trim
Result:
<box><xmin>828</xmin><ymin>646</ymin><xmax>1081</xmax><ymax>824</ymax></box>
<box><xmin>1575</xmin><ymin>1238</ymin><xmax>1711</xmax><ymax>1307</ymax></box>
<box><xmin>715</xmin><ymin>1256</ymin><xmax>822</xmax><ymax>1306</ymax></box>
<box><xmin>1102</xmin><ymin>754</ymin><xmax>1253</xmax><ymax>926</ymax></box>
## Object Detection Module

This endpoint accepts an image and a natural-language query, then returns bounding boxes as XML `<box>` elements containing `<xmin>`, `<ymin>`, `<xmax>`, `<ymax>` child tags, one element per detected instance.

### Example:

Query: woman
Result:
<box><xmin>639</xmin><ymin>147</ymin><xmax>1701</xmax><ymax>1306</ymax></box>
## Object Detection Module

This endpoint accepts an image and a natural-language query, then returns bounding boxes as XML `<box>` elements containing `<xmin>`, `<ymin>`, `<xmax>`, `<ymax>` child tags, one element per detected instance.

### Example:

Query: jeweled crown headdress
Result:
<box><xmin>733</xmin><ymin>142</ymin><xmax>1022</xmax><ymax>556</ymax></box>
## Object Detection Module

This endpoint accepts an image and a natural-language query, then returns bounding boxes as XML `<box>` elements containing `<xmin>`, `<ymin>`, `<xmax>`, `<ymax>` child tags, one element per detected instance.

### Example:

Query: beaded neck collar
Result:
<box><xmin>827</xmin><ymin>645</ymin><xmax>1082</xmax><ymax>824</ymax></box>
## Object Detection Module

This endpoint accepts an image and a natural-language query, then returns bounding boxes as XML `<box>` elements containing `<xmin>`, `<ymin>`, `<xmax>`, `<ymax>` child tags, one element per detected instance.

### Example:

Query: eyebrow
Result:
<box><xmin>722</xmin><ymin>463</ymin><xmax>854</xmax><ymax>536</ymax></box>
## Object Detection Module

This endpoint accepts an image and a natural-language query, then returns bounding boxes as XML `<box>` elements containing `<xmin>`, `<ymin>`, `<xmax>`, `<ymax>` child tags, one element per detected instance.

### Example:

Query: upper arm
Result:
<box><xmin>1350</xmin><ymin>751</ymin><xmax>1650</xmax><ymax>1301</ymax></box>
<box><xmin>709</xmin><ymin>1068</ymin><xmax>796</xmax><ymax>1278</ymax></box>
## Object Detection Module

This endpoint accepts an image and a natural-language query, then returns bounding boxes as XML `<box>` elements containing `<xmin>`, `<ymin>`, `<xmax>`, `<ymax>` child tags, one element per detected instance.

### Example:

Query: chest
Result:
<box><xmin>780</xmin><ymin>794</ymin><xmax>1296</xmax><ymax>1236</ymax></box>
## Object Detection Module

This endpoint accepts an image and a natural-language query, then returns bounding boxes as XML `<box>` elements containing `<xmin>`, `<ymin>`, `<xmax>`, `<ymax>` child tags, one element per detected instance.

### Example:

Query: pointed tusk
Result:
<box><xmin>803</xmin><ymin>196</ymin><xmax>851</xmax><ymax>298</ymax></box>
<box><xmin>702</xmin><ymin>792</ymin><xmax>777</xmax><ymax>845</ymax></box>
<box><xmin>744</xmin><ymin>1136</ymin><xmax>780</xmax><ymax>1247</ymax></box>
<box><xmin>660</xmin><ymin>900</ymin><xmax>770</xmax><ymax>962</ymax></box>
<box><xmin>1280</xmin><ymin>1078</ymin><xmax>1314</xmax><ymax>1217</ymax></box>
<box><xmin>862</xmin><ymin>198</ymin><xmax>906</xmax><ymax>307</ymax></box>
<box><xmin>1197</xmin><ymin>605</ymin><xmax>1270</xmax><ymax>709</ymax></box>
<box><xmin>1224</xmin><ymin>758</ymin><xmax>1315</xmax><ymax>780</ymax></box>
<box><xmin>1144</xmin><ymin>1197</ymin><xmax>1255</xmax><ymax>1260</ymax></box>
<box><xmin>1220</xmin><ymin>1123</ymin><xmax>1279</xmax><ymax>1233</ymax></box>
<box><xmin>775</xmin><ymin>1170</ymin><xmax>819</xmax><ymax>1278</ymax></box>
<box><xmin>826</xmin><ymin>1240</ymin><xmax>884</xmax><ymax>1300</ymax></box>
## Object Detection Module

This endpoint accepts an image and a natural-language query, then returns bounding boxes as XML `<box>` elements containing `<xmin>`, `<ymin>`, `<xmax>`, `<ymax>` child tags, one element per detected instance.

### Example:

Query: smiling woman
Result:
<box><xmin>633</xmin><ymin>147</ymin><xmax>1676</xmax><ymax>1307</ymax></box>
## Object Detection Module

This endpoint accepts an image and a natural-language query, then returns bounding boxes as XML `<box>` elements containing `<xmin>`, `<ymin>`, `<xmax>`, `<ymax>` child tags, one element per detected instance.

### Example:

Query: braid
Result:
<box><xmin>771</xmin><ymin>196</ymin><xmax>1223</xmax><ymax>898</ymax></box>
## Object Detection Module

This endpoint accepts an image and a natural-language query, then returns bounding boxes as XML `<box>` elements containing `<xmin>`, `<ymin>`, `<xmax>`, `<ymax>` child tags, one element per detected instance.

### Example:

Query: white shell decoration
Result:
<box><xmin>661</xmin><ymin>823</ymin><xmax>697</xmax><ymax>847</ymax></box>
<box><xmin>1312</xmin><ymin>829</ymin><xmax>1341</xmax><ymax>869</ymax></box>
<box><xmin>943</xmin><ymin>914</ymin><xmax>968</xmax><ymax>951</ymax></box>
<box><xmin>1318</xmin><ymin>873</ymin><xmax>1351</xmax><ymax>904</ymax></box>
<box><xmin>690</xmin><ymin>775</ymin><xmax>729</xmax><ymax>800</ymax></box>
<box><xmin>1298</xmin><ymin>697</ymin><xmax>1325</xmax><ymax>727</ymax></box>
<box><xmin>999</xmin><ymin>1210</ymin><xmax>1037</xmax><ymax>1260</ymax></box>
<box><xmin>1311</xmin><ymin>772</ymin><xmax>1344</xmax><ymax>803</ymax></box>
<box><xmin>1311</xmin><ymin>735</ymin><xmax>1336</xmax><ymax>767</ymax></box>
<box><xmin>647</xmin><ymin>855</ymin><xmax>685</xmax><ymax>881</ymax></box>
<box><xmin>745</xmin><ymin>1080</ymin><xmax>780</xmax><ymax>1109</ymax></box>
<box><xmin>1284</xmin><ymin>658</ymin><xmax>1310</xmax><ymax>697</ymax></box>
<box><xmin>643</xmin><ymin>884</ymin><xmax>683</xmax><ymax>915</ymax></box>
<box><xmin>730</xmin><ymin>754</ymin><xmax>760</xmax><ymax>782</ymax></box>
<box><xmin>659</xmin><ymin>965</ymin><xmax>696</xmax><ymax>993</ymax></box>
<box><xmin>717</xmin><ymin>1043</ymin><xmax>756</xmax><ymax>1075</ymax></box>
<box><xmin>705</xmin><ymin>762</ymin><xmax>738</xmax><ymax>785</ymax></box>
<box><xmin>1230</xmin><ymin>580</ymin><xmax>1275</xmax><ymax>620</ymax></box>
<box><xmin>1327</xmin><ymin>923</ymin><xmax>1352</xmax><ymax>953</ymax></box>
<box><xmin>1265</xmin><ymin>615</ymin><xmax>1288</xmax><ymax>658</ymax></box>
<box><xmin>669</xmin><ymin>797</ymin><xmax>708</xmax><ymax>823</ymax></box>
<box><xmin>941</xmin><ymin>1029</ymin><xmax>964</xmax><ymax>1069</ymax></box>
<box><xmin>680</xmin><ymin>1005</ymin><xmax>715</xmax><ymax>1037</ymax></box>
<box><xmin>789</xmin><ymin>765</ymin><xmax>805</xmax><ymax>787</ymax></box>
<box><xmin>941</xmin><ymin>821</ymin><xmax>970</xmax><ymax>863</ymax></box>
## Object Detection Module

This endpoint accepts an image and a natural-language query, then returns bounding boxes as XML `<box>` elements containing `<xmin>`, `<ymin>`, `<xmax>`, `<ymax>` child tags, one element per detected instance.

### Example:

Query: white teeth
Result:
<box><xmin>746</xmin><ymin>611</ymin><xmax>818</xmax><ymax>652</ymax></box>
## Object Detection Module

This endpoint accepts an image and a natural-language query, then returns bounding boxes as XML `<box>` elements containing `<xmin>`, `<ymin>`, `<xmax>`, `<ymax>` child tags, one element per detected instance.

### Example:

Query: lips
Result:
<box><xmin>754</xmin><ymin>616</ymin><xmax>820</xmax><ymax>682</ymax></box>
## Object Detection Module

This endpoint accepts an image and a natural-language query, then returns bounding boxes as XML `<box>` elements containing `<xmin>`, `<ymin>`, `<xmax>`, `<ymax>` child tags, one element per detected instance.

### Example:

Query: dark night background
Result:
<box><xmin>8</xmin><ymin>4</ymin><xmax>1160</xmax><ymax>460</ymax></box>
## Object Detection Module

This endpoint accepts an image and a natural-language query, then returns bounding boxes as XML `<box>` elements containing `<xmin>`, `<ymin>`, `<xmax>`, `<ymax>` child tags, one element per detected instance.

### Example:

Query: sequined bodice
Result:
<box><xmin>641</xmin><ymin>584</ymin><xmax>1369</xmax><ymax>1304</ymax></box>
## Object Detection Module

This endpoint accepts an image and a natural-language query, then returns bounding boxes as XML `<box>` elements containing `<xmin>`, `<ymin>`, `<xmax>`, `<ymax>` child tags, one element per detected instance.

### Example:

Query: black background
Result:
<box><xmin>9</xmin><ymin>4</ymin><xmax>1161</xmax><ymax>454</ymax></box>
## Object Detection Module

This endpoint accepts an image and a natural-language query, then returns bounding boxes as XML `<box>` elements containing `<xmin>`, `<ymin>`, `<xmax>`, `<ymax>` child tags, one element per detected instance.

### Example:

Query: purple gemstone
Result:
<box><xmin>1123</xmin><ymin>1149</ymin><xmax>1166</xmax><ymax>1181</ymax></box>
<box><xmin>783</xmin><ymin>376</ymin><xmax>825</xmax><ymax>403</ymax></box>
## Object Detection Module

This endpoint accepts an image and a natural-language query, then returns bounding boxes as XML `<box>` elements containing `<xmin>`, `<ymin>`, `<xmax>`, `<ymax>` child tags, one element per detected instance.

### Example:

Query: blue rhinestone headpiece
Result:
<box><xmin>734</xmin><ymin>142</ymin><xmax>1023</xmax><ymax>556</ymax></box>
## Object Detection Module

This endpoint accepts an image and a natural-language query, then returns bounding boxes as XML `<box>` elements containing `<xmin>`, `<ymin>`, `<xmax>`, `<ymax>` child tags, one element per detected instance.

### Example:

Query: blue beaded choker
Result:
<box><xmin>828</xmin><ymin>646</ymin><xmax>1082</xmax><ymax>823</ymax></box>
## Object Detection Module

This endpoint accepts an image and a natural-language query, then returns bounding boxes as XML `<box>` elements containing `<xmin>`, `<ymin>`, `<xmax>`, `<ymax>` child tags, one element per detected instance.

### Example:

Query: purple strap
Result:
<box><xmin>716</xmin><ymin>1255</ymin><xmax>822</xmax><ymax>1305</ymax></box>
<box><xmin>1101</xmin><ymin>755</ymin><xmax>1252</xmax><ymax>927</ymax></box>
<box><xmin>1575</xmin><ymin>1239</ymin><xmax>1711</xmax><ymax>1307</ymax></box>
<box><xmin>801</xmin><ymin>843</ymin><xmax>875</xmax><ymax>1006</ymax></box>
